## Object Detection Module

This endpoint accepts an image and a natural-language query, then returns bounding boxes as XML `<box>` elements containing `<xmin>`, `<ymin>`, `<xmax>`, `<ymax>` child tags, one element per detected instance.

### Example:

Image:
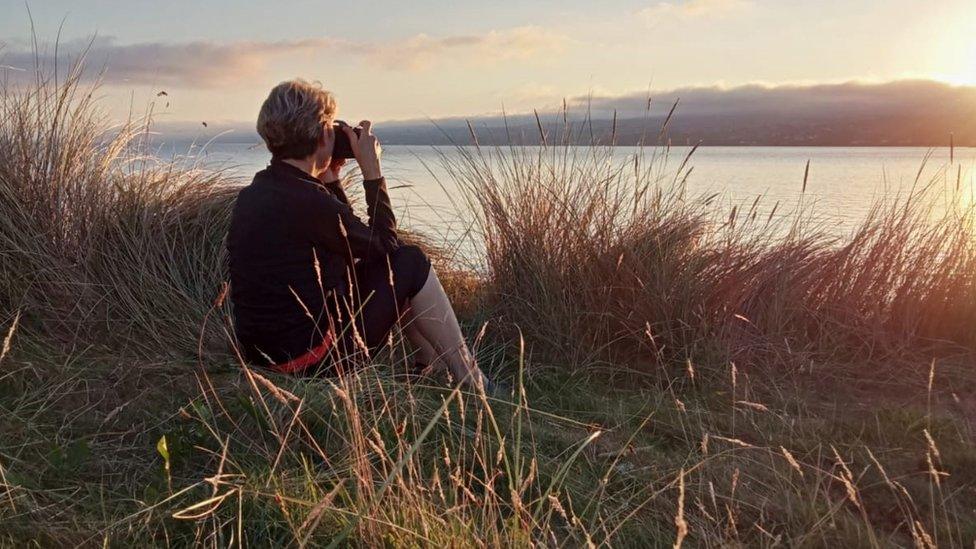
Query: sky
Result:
<box><xmin>1</xmin><ymin>0</ymin><xmax>974</xmax><ymax>126</ymax></box>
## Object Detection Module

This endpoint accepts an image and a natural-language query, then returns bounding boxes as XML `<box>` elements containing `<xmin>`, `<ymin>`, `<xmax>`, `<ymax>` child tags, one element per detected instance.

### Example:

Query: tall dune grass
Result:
<box><xmin>2</xmin><ymin>62</ymin><xmax>975</xmax><ymax>546</ymax></box>
<box><xmin>0</xmin><ymin>63</ymin><xmax>234</xmax><ymax>357</ymax></box>
<box><xmin>444</xmin><ymin>120</ymin><xmax>976</xmax><ymax>371</ymax></box>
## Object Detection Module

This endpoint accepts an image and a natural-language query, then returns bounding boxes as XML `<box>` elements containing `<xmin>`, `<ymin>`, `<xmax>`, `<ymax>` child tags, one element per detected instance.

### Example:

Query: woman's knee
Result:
<box><xmin>392</xmin><ymin>244</ymin><xmax>431</xmax><ymax>272</ymax></box>
<box><xmin>391</xmin><ymin>244</ymin><xmax>432</xmax><ymax>297</ymax></box>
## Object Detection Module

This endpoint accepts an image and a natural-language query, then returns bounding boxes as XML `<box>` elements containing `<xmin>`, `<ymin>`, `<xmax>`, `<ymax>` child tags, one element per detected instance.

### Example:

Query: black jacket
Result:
<box><xmin>227</xmin><ymin>159</ymin><xmax>397</xmax><ymax>365</ymax></box>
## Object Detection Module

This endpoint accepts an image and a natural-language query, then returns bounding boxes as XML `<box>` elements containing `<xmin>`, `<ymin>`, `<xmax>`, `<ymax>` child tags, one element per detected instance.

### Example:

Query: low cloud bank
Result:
<box><xmin>573</xmin><ymin>80</ymin><xmax>976</xmax><ymax>120</ymax></box>
<box><xmin>378</xmin><ymin>80</ymin><xmax>976</xmax><ymax>146</ymax></box>
<box><xmin>139</xmin><ymin>80</ymin><xmax>976</xmax><ymax>147</ymax></box>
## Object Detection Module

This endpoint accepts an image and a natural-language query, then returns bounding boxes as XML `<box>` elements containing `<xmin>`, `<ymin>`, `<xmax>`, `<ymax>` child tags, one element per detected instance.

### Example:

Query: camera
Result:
<box><xmin>332</xmin><ymin>121</ymin><xmax>362</xmax><ymax>159</ymax></box>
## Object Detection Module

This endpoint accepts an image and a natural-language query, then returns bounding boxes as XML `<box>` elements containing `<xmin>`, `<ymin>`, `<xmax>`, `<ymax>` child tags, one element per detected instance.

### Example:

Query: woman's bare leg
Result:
<box><xmin>401</xmin><ymin>313</ymin><xmax>443</xmax><ymax>375</ymax></box>
<box><xmin>406</xmin><ymin>269</ymin><xmax>488</xmax><ymax>388</ymax></box>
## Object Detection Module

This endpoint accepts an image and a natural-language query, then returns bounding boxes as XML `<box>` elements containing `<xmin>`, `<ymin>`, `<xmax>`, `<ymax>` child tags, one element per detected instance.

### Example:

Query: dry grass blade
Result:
<box><xmin>674</xmin><ymin>468</ymin><xmax>688</xmax><ymax>549</ymax></box>
<box><xmin>298</xmin><ymin>481</ymin><xmax>346</xmax><ymax>546</ymax></box>
<box><xmin>0</xmin><ymin>311</ymin><xmax>19</xmax><ymax>364</ymax></box>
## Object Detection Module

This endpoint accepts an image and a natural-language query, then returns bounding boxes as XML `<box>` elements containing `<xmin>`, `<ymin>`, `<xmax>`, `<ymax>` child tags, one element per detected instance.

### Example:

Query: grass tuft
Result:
<box><xmin>1</xmin><ymin>57</ymin><xmax>975</xmax><ymax>546</ymax></box>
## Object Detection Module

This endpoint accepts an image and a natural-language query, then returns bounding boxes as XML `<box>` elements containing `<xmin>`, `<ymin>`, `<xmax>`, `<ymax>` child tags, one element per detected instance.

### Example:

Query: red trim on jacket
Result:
<box><xmin>272</xmin><ymin>331</ymin><xmax>334</xmax><ymax>374</ymax></box>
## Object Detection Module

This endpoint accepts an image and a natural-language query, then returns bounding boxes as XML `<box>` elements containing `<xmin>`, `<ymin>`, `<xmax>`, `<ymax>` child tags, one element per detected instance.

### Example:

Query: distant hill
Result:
<box><xmin>157</xmin><ymin>80</ymin><xmax>976</xmax><ymax>148</ymax></box>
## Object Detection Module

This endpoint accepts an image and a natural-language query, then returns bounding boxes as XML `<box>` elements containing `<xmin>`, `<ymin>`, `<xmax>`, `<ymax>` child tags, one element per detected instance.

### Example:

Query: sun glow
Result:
<box><xmin>940</xmin><ymin>45</ymin><xmax>976</xmax><ymax>86</ymax></box>
<box><xmin>931</xmin><ymin>15</ymin><xmax>976</xmax><ymax>86</ymax></box>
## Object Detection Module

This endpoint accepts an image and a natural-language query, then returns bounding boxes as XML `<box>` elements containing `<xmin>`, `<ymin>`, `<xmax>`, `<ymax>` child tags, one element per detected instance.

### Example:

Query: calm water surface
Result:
<box><xmin>164</xmin><ymin>142</ymin><xmax>976</xmax><ymax>253</ymax></box>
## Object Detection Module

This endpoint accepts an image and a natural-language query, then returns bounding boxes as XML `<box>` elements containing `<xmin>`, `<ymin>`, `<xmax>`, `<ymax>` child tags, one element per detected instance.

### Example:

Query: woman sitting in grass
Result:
<box><xmin>227</xmin><ymin>79</ymin><xmax>490</xmax><ymax>390</ymax></box>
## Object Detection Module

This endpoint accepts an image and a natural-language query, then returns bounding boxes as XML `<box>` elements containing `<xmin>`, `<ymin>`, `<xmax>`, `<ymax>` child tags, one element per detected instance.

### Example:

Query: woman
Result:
<box><xmin>227</xmin><ymin>79</ymin><xmax>489</xmax><ymax>390</ymax></box>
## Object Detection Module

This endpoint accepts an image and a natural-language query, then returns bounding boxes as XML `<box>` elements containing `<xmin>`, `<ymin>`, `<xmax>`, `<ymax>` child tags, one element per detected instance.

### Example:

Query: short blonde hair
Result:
<box><xmin>256</xmin><ymin>79</ymin><xmax>337</xmax><ymax>159</ymax></box>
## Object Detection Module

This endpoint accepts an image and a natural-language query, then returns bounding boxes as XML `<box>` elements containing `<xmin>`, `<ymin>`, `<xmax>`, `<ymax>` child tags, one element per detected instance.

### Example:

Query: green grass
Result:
<box><xmin>1</xmin><ymin>61</ymin><xmax>975</xmax><ymax>546</ymax></box>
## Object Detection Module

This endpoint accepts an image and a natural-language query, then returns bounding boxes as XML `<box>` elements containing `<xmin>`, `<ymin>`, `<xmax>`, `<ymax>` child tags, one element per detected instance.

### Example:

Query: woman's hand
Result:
<box><xmin>343</xmin><ymin>120</ymin><xmax>382</xmax><ymax>180</ymax></box>
<box><xmin>320</xmin><ymin>157</ymin><xmax>346</xmax><ymax>184</ymax></box>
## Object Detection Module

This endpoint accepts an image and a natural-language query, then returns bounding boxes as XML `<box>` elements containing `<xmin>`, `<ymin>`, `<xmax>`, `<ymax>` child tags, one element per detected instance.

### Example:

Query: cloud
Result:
<box><xmin>153</xmin><ymin>79</ymin><xmax>976</xmax><ymax>147</ymax></box>
<box><xmin>566</xmin><ymin>79</ymin><xmax>976</xmax><ymax>119</ymax></box>
<box><xmin>0</xmin><ymin>27</ymin><xmax>570</xmax><ymax>87</ymax></box>
<box><xmin>0</xmin><ymin>36</ymin><xmax>335</xmax><ymax>87</ymax></box>
<box><xmin>638</xmin><ymin>0</ymin><xmax>754</xmax><ymax>24</ymax></box>
<box><xmin>359</xmin><ymin>26</ymin><xmax>570</xmax><ymax>71</ymax></box>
